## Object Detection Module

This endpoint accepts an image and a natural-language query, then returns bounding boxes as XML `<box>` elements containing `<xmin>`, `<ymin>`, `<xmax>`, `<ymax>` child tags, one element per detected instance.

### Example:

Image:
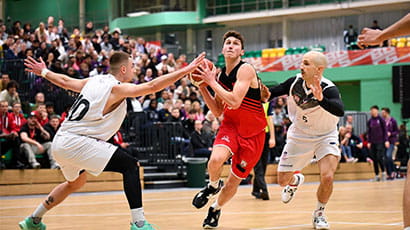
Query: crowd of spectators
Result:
<box><xmin>0</xmin><ymin>16</ymin><xmax>225</xmax><ymax>169</ymax></box>
<box><xmin>338</xmin><ymin>107</ymin><xmax>409</xmax><ymax>181</ymax></box>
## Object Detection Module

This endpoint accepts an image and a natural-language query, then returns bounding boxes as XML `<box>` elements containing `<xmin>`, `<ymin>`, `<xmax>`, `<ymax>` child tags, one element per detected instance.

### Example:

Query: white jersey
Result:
<box><xmin>287</xmin><ymin>73</ymin><xmax>339</xmax><ymax>137</ymax></box>
<box><xmin>58</xmin><ymin>74</ymin><xmax>127</xmax><ymax>141</ymax></box>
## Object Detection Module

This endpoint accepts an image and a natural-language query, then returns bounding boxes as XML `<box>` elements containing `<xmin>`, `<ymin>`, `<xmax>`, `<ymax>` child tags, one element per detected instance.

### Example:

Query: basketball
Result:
<box><xmin>189</xmin><ymin>59</ymin><xmax>215</xmax><ymax>87</ymax></box>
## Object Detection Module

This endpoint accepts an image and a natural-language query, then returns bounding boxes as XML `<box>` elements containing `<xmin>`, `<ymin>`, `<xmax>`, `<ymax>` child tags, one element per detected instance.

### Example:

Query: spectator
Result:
<box><xmin>45</xmin><ymin>101</ymin><xmax>56</xmax><ymax>117</ymax></box>
<box><xmin>0</xmin><ymin>80</ymin><xmax>20</xmax><ymax>109</ymax></box>
<box><xmin>182</xmin><ymin>109</ymin><xmax>196</xmax><ymax>137</ymax></box>
<box><xmin>144</xmin><ymin>99</ymin><xmax>159</xmax><ymax>122</ymax></box>
<box><xmin>136</xmin><ymin>37</ymin><xmax>147</xmax><ymax>54</ymax></box>
<box><xmin>345</xmin><ymin>124</ymin><xmax>365</xmax><ymax>162</ymax></box>
<box><xmin>367</xmin><ymin>105</ymin><xmax>388</xmax><ymax>181</ymax></box>
<box><xmin>10</xmin><ymin>102</ymin><xmax>26</xmax><ymax>133</ymax></box>
<box><xmin>190</xmin><ymin>120</ymin><xmax>213</xmax><ymax>158</ymax></box>
<box><xmin>19</xmin><ymin>112</ymin><xmax>58</xmax><ymax>169</ymax></box>
<box><xmin>158</xmin><ymin>99</ymin><xmax>173</xmax><ymax>122</ymax></box>
<box><xmin>272</xmin><ymin>104</ymin><xmax>285</xmax><ymax>127</ymax></box>
<box><xmin>167</xmin><ymin>107</ymin><xmax>182</xmax><ymax>122</ymax></box>
<box><xmin>33</xmin><ymin>103</ymin><xmax>49</xmax><ymax>126</ymax></box>
<box><xmin>0</xmin><ymin>100</ymin><xmax>20</xmax><ymax>168</ymax></box>
<box><xmin>110</xmin><ymin>31</ymin><xmax>121</xmax><ymax>50</ymax></box>
<box><xmin>0</xmin><ymin>73</ymin><xmax>10</xmax><ymax>91</ymax></box>
<box><xmin>202</xmin><ymin>110</ymin><xmax>216</xmax><ymax>135</ymax></box>
<box><xmin>345</xmin><ymin>115</ymin><xmax>354</xmax><ymax>128</ymax></box>
<box><xmin>30</xmin><ymin>92</ymin><xmax>45</xmax><ymax>111</ymax></box>
<box><xmin>43</xmin><ymin>114</ymin><xmax>60</xmax><ymax>141</ymax></box>
<box><xmin>192</xmin><ymin>101</ymin><xmax>205</xmax><ymax>121</ymax></box>
<box><xmin>144</xmin><ymin>68</ymin><xmax>154</xmax><ymax>82</ymax></box>
<box><xmin>344</xmin><ymin>25</ymin><xmax>358</xmax><ymax>48</ymax></box>
<box><xmin>101</xmin><ymin>35</ymin><xmax>112</xmax><ymax>53</ymax></box>
<box><xmin>174</xmin><ymin>77</ymin><xmax>190</xmax><ymax>100</ymax></box>
<box><xmin>339</xmin><ymin>126</ymin><xmax>358</xmax><ymax>163</ymax></box>
<box><xmin>181</xmin><ymin>99</ymin><xmax>192</xmax><ymax>119</ymax></box>
<box><xmin>156</xmin><ymin>55</ymin><xmax>174</xmax><ymax>73</ymax></box>
<box><xmin>381</xmin><ymin>107</ymin><xmax>399</xmax><ymax>179</ymax></box>
<box><xmin>397</xmin><ymin>124</ymin><xmax>409</xmax><ymax>171</ymax></box>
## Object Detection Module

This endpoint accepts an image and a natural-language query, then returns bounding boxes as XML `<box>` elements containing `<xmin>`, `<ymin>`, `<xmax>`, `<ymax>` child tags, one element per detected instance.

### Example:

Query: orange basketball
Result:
<box><xmin>189</xmin><ymin>59</ymin><xmax>215</xmax><ymax>87</ymax></box>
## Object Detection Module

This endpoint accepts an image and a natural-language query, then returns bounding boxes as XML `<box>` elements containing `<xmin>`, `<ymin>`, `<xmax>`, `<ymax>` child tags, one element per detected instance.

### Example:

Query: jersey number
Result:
<box><xmin>68</xmin><ymin>94</ymin><xmax>90</xmax><ymax>121</ymax></box>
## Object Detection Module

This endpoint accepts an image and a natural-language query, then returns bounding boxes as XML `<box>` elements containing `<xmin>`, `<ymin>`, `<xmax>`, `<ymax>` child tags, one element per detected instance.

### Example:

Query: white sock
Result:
<box><xmin>209</xmin><ymin>180</ymin><xmax>219</xmax><ymax>189</ymax></box>
<box><xmin>32</xmin><ymin>203</ymin><xmax>48</xmax><ymax>218</ymax></box>
<box><xmin>316</xmin><ymin>201</ymin><xmax>326</xmax><ymax>213</ymax></box>
<box><xmin>131</xmin><ymin>207</ymin><xmax>145</xmax><ymax>227</ymax></box>
<box><xmin>211</xmin><ymin>200</ymin><xmax>222</xmax><ymax>210</ymax></box>
<box><xmin>31</xmin><ymin>203</ymin><xmax>48</xmax><ymax>224</ymax></box>
<box><xmin>404</xmin><ymin>227</ymin><xmax>410</xmax><ymax>230</ymax></box>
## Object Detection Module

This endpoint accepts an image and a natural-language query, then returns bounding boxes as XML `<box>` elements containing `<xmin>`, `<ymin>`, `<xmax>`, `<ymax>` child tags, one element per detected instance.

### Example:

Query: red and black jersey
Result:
<box><xmin>217</xmin><ymin>61</ymin><xmax>266</xmax><ymax>138</ymax></box>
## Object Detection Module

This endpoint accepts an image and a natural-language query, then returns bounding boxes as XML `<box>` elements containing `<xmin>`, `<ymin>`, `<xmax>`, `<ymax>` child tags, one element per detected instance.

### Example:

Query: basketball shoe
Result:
<box><xmin>203</xmin><ymin>206</ymin><xmax>221</xmax><ymax>229</ymax></box>
<box><xmin>130</xmin><ymin>221</ymin><xmax>157</xmax><ymax>230</ymax></box>
<box><xmin>281</xmin><ymin>173</ymin><xmax>304</xmax><ymax>203</ymax></box>
<box><xmin>19</xmin><ymin>217</ymin><xmax>46</xmax><ymax>230</ymax></box>
<box><xmin>193</xmin><ymin>180</ymin><xmax>223</xmax><ymax>209</ymax></box>
<box><xmin>312</xmin><ymin>210</ymin><xmax>330</xmax><ymax>230</ymax></box>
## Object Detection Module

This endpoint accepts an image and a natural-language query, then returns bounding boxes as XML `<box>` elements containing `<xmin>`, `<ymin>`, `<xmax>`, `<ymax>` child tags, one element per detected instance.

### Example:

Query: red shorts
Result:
<box><xmin>213</xmin><ymin>125</ymin><xmax>265</xmax><ymax>179</ymax></box>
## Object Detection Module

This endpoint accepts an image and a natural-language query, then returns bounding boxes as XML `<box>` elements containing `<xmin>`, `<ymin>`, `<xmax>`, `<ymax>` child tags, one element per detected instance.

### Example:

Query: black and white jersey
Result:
<box><xmin>58</xmin><ymin>74</ymin><xmax>127</xmax><ymax>141</ymax></box>
<box><xmin>269</xmin><ymin>73</ymin><xmax>344</xmax><ymax>136</ymax></box>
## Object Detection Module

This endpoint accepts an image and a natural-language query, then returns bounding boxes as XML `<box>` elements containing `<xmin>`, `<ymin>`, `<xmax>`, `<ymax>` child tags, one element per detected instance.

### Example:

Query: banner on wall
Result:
<box><xmin>243</xmin><ymin>47</ymin><xmax>410</xmax><ymax>72</ymax></box>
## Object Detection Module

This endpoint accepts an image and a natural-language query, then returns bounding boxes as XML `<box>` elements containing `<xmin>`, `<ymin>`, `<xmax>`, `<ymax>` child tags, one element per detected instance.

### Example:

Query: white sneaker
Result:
<box><xmin>281</xmin><ymin>173</ymin><xmax>304</xmax><ymax>204</ymax></box>
<box><xmin>381</xmin><ymin>172</ymin><xmax>387</xmax><ymax>181</ymax></box>
<box><xmin>312</xmin><ymin>210</ymin><xmax>330</xmax><ymax>230</ymax></box>
<box><xmin>31</xmin><ymin>162</ymin><xmax>41</xmax><ymax>169</ymax></box>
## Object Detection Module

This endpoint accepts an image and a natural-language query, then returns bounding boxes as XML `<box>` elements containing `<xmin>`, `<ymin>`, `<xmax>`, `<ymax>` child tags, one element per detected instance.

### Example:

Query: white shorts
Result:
<box><xmin>52</xmin><ymin>132</ymin><xmax>117</xmax><ymax>181</ymax></box>
<box><xmin>278</xmin><ymin>129</ymin><xmax>340</xmax><ymax>172</ymax></box>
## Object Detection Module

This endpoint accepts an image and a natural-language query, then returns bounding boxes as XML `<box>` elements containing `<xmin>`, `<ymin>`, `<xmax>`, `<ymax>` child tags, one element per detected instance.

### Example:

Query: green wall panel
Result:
<box><xmin>6</xmin><ymin>0</ymin><xmax>79</xmax><ymax>28</ymax></box>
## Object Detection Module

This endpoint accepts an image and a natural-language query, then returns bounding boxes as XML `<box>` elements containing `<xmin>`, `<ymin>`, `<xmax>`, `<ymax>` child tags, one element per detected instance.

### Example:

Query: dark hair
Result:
<box><xmin>370</xmin><ymin>105</ymin><xmax>379</xmax><ymax>110</ymax></box>
<box><xmin>189</xmin><ymin>109</ymin><xmax>197</xmax><ymax>114</ymax></box>
<box><xmin>381</xmin><ymin>107</ymin><xmax>390</xmax><ymax>114</ymax></box>
<box><xmin>109</xmin><ymin>51</ymin><xmax>129</xmax><ymax>74</ymax></box>
<box><xmin>223</xmin><ymin>30</ymin><xmax>244</xmax><ymax>49</ymax></box>
<box><xmin>6</xmin><ymin>80</ymin><xmax>18</xmax><ymax>90</ymax></box>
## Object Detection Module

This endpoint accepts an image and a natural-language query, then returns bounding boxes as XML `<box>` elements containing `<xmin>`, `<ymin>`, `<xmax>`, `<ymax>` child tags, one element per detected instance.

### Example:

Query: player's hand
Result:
<box><xmin>184</xmin><ymin>52</ymin><xmax>206</xmax><ymax>75</ymax></box>
<box><xmin>357</xmin><ymin>28</ymin><xmax>383</xmax><ymax>49</ymax></box>
<box><xmin>260</xmin><ymin>82</ymin><xmax>271</xmax><ymax>103</ymax></box>
<box><xmin>36</xmin><ymin>143</ymin><xmax>45</xmax><ymax>153</ymax></box>
<box><xmin>309</xmin><ymin>75</ymin><xmax>323</xmax><ymax>101</ymax></box>
<box><xmin>24</xmin><ymin>56</ymin><xmax>47</xmax><ymax>76</ymax></box>
<box><xmin>193</xmin><ymin>60</ymin><xmax>217</xmax><ymax>86</ymax></box>
<box><xmin>268</xmin><ymin>137</ymin><xmax>276</xmax><ymax>148</ymax></box>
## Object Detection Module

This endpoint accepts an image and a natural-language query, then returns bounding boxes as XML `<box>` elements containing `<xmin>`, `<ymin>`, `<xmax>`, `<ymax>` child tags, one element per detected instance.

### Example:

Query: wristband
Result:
<box><xmin>41</xmin><ymin>68</ymin><xmax>50</xmax><ymax>78</ymax></box>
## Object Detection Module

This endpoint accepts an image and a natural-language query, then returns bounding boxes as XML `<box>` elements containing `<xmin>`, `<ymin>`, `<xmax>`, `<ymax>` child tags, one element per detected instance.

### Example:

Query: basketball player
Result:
<box><xmin>357</xmin><ymin>13</ymin><xmax>410</xmax><ymax>230</ymax></box>
<box><xmin>262</xmin><ymin>51</ymin><xmax>344</xmax><ymax>229</ymax></box>
<box><xmin>20</xmin><ymin>51</ymin><xmax>205</xmax><ymax>230</ymax></box>
<box><xmin>191</xmin><ymin>31</ymin><xmax>267</xmax><ymax>228</ymax></box>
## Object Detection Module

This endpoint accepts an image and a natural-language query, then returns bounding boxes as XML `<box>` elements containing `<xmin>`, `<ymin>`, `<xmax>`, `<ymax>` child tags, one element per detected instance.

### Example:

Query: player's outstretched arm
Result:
<box><xmin>358</xmin><ymin>13</ymin><xmax>410</xmax><ymax>48</ymax></box>
<box><xmin>24</xmin><ymin>56</ymin><xmax>89</xmax><ymax>93</ymax></box>
<box><xmin>113</xmin><ymin>52</ymin><xmax>205</xmax><ymax>99</ymax></box>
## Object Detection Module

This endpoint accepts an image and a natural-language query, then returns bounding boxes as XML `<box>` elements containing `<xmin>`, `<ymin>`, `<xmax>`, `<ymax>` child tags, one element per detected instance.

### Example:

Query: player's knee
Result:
<box><xmin>208</xmin><ymin>157</ymin><xmax>224</xmax><ymax>170</ymax></box>
<box><xmin>320</xmin><ymin>173</ymin><xmax>334</xmax><ymax>185</ymax></box>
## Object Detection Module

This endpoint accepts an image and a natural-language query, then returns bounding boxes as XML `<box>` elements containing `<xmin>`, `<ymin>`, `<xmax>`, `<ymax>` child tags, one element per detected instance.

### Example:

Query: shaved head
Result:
<box><xmin>304</xmin><ymin>51</ymin><xmax>328</xmax><ymax>68</ymax></box>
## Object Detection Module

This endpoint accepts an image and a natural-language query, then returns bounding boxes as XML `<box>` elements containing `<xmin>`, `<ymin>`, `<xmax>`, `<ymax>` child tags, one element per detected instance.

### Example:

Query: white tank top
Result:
<box><xmin>58</xmin><ymin>74</ymin><xmax>127</xmax><ymax>141</ymax></box>
<box><xmin>287</xmin><ymin>73</ymin><xmax>339</xmax><ymax>137</ymax></box>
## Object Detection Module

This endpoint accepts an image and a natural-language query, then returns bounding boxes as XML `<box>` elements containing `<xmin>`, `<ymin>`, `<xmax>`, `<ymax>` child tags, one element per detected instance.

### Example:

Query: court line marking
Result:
<box><xmin>0</xmin><ymin>209</ymin><xmax>402</xmax><ymax>219</ymax></box>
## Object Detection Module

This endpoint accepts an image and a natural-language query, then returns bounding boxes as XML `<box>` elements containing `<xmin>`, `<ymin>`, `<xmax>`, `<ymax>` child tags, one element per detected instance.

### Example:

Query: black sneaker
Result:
<box><xmin>202</xmin><ymin>207</ymin><xmax>221</xmax><ymax>229</ymax></box>
<box><xmin>251</xmin><ymin>191</ymin><xmax>261</xmax><ymax>199</ymax></box>
<box><xmin>260</xmin><ymin>191</ymin><xmax>270</xmax><ymax>200</ymax></box>
<box><xmin>192</xmin><ymin>180</ymin><xmax>223</xmax><ymax>209</ymax></box>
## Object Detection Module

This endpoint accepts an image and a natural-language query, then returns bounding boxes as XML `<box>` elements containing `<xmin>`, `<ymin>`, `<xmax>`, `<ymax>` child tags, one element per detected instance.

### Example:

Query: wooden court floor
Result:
<box><xmin>0</xmin><ymin>180</ymin><xmax>404</xmax><ymax>230</ymax></box>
